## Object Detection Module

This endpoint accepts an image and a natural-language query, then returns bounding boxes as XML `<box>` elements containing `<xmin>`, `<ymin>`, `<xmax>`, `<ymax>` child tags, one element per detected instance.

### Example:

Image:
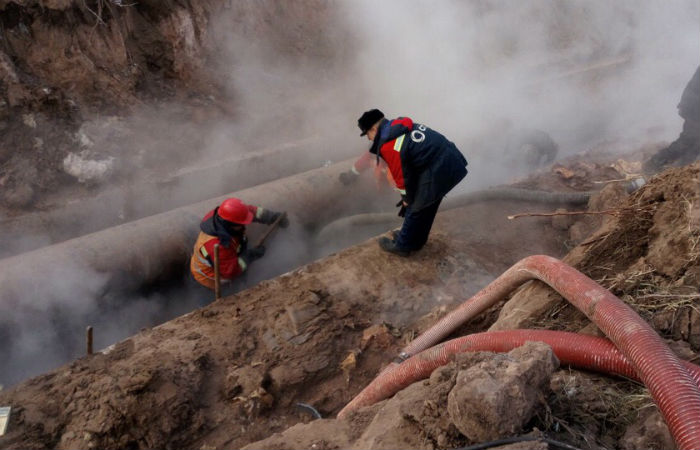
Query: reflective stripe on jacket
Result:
<box><xmin>370</xmin><ymin>117</ymin><xmax>468</xmax><ymax>210</ymax></box>
<box><xmin>190</xmin><ymin>231</ymin><xmax>247</xmax><ymax>290</ymax></box>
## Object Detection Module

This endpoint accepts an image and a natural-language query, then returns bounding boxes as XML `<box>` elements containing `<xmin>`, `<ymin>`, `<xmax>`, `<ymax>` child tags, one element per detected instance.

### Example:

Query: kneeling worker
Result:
<box><xmin>190</xmin><ymin>197</ymin><xmax>288</xmax><ymax>289</ymax></box>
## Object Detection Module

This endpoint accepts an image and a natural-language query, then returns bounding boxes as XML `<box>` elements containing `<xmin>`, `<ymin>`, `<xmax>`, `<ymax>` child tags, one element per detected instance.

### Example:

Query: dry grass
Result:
<box><xmin>537</xmin><ymin>371</ymin><xmax>652</xmax><ymax>448</ymax></box>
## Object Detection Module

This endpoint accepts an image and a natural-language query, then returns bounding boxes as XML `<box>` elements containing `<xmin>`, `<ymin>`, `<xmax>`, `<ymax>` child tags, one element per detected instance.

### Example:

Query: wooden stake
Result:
<box><xmin>214</xmin><ymin>243</ymin><xmax>221</xmax><ymax>300</ymax></box>
<box><xmin>86</xmin><ymin>326</ymin><xmax>93</xmax><ymax>355</ymax></box>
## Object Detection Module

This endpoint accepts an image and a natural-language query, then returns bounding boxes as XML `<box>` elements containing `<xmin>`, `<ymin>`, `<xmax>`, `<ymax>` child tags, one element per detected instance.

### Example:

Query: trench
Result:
<box><xmin>0</xmin><ymin>159</ymin><xmax>591</xmax><ymax>388</ymax></box>
<box><xmin>0</xmin><ymin>159</ymin><xmax>393</xmax><ymax>387</ymax></box>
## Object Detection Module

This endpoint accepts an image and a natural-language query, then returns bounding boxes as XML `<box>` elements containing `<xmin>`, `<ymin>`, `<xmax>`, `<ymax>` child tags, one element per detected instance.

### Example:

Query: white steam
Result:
<box><xmin>336</xmin><ymin>1</ymin><xmax>699</xmax><ymax>166</ymax></box>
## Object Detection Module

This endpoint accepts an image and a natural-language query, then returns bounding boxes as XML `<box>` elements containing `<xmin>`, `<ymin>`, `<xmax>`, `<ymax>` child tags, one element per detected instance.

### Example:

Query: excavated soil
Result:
<box><xmin>2</xmin><ymin>2</ymin><xmax>699</xmax><ymax>450</ymax></box>
<box><xmin>0</xmin><ymin>160</ymin><xmax>698</xmax><ymax>450</ymax></box>
<box><xmin>0</xmin><ymin>189</ymin><xmax>569</xmax><ymax>449</ymax></box>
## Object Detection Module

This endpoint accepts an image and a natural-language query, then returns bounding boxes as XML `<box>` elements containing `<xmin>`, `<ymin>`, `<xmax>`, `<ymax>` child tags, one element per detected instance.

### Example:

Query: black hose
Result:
<box><xmin>295</xmin><ymin>402</ymin><xmax>322</xmax><ymax>419</ymax></box>
<box><xmin>316</xmin><ymin>187</ymin><xmax>595</xmax><ymax>242</ymax></box>
<box><xmin>454</xmin><ymin>435</ymin><xmax>583</xmax><ymax>450</ymax></box>
<box><xmin>441</xmin><ymin>187</ymin><xmax>593</xmax><ymax>210</ymax></box>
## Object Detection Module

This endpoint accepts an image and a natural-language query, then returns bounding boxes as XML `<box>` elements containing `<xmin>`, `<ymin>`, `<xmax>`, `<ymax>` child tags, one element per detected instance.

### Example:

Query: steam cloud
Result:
<box><xmin>3</xmin><ymin>1</ymin><xmax>698</xmax><ymax>387</ymax></box>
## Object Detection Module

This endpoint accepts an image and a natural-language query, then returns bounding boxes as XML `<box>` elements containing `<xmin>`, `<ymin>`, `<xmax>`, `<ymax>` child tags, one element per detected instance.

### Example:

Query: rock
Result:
<box><xmin>360</xmin><ymin>324</ymin><xmax>394</xmax><ymax>350</ymax></box>
<box><xmin>489</xmin><ymin>284</ymin><xmax>562</xmax><ymax>331</ymax></box>
<box><xmin>241</xmin><ymin>419</ymin><xmax>353</xmax><ymax>450</ymax></box>
<box><xmin>447</xmin><ymin>342</ymin><xmax>559</xmax><ymax>442</ymax></box>
<box><xmin>619</xmin><ymin>407</ymin><xmax>673</xmax><ymax>450</ymax></box>
<box><xmin>224</xmin><ymin>366</ymin><xmax>270</xmax><ymax>400</ymax></box>
<box><xmin>340</xmin><ymin>352</ymin><xmax>357</xmax><ymax>373</ymax></box>
<box><xmin>351</xmin><ymin>365</ymin><xmax>458</xmax><ymax>450</ymax></box>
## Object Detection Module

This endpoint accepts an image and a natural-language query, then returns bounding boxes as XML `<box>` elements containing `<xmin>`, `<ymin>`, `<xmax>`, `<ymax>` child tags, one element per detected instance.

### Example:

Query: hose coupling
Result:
<box><xmin>393</xmin><ymin>352</ymin><xmax>411</xmax><ymax>364</ymax></box>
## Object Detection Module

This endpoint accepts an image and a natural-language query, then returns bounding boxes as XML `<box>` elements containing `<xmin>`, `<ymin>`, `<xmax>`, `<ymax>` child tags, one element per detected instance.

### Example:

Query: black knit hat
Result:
<box><xmin>357</xmin><ymin>109</ymin><xmax>384</xmax><ymax>136</ymax></box>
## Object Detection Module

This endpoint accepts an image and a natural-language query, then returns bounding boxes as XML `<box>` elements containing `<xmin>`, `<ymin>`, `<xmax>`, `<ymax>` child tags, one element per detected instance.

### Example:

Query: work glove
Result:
<box><xmin>258</xmin><ymin>209</ymin><xmax>290</xmax><ymax>228</ymax></box>
<box><xmin>241</xmin><ymin>245</ymin><xmax>266</xmax><ymax>265</ymax></box>
<box><xmin>339</xmin><ymin>170</ymin><xmax>359</xmax><ymax>186</ymax></box>
<box><xmin>396</xmin><ymin>199</ymin><xmax>407</xmax><ymax>218</ymax></box>
<box><xmin>271</xmin><ymin>211</ymin><xmax>289</xmax><ymax>228</ymax></box>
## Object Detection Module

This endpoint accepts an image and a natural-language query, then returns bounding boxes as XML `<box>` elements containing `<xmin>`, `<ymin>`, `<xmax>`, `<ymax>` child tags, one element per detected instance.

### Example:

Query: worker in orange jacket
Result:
<box><xmin>190</xmin><ymin>197</ymin><xmax>288</xmax><ymax>290</ymax></box>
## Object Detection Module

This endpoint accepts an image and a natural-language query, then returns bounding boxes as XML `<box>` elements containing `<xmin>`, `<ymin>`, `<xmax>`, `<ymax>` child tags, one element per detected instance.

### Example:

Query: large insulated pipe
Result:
<box><xmin>337</xmin><ymin>329</ymin><xmax>700</xmax><ymax>415</ymax></box>
<box><xmin>0</xmin><ymin>137</ymin><xmax>333</xmax><ymax>258</ymax></box>
<box><xmin>339</xmin><ymin>256</ymin><xmax>700</xmax><ymax>450</ymax></box>
<box><xmin>0</xmin><ymin>158</ymin><xmax>393</xmax><ymax>308</ymax></box>
<box><xmin>316</xmin><ymin>187</ymin><xmax>594</xmax><ymax>242</ymax></box>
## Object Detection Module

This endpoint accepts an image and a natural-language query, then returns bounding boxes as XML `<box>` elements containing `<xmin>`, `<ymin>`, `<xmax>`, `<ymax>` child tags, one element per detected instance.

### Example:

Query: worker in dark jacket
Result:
<box><xmin>342</xmin><ymin>108</ymin><xmax>468</xmax><ymax>256</ymax></box>
<box><xmin>190</xmin><ymin>197</ymin><xmax>287</xmax><ymax>289</ymax></box>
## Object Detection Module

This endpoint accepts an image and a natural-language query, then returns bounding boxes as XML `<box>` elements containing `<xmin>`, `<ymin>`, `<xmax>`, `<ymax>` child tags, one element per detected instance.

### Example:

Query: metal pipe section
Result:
<box><xmin>0</xmin><ymin>158</ymin><xmax>391</xmax><ymax>312</ymax></box>
<box><xmin>338</xmin><ymin>256</ymin><xmax>700</xmax><ymax>450</ymax></box>
<box><xmin>0</xmin><ymin>137</ymin><xmax>332</xmax><ymax>258</ymax></box>
<box><xmin>337</xmin><ymin>329</ymin><xmax>700</xmax><ymax>416</ymax></box>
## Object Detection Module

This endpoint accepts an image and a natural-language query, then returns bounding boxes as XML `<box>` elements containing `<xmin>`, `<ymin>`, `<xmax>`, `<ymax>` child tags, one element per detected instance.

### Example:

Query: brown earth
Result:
<box><xmin>0</xmin><ymin>160</ymin><xmax>698</xmax><ymax>450</ymax></box>
<box><xmin>0</xmin><ymin>0</ymin><xmax>347</xmax><ymax>214</ymax></box>
<box><xmin>1</xmin><ymin>2</ymin><xmax>699</xmax><ymax>450</ymax></box>
<box><xmin>0</xmin><ymin>186</ymin><xmax>570</xmax><ymax>449</ymax></box>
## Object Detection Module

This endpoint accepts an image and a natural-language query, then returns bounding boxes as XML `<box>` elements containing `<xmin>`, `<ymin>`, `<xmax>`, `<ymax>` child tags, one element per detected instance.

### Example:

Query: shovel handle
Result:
<box><xmin>254</xmin><ymin>212</ymin><xmax>287</xmax><ymax>248</ymax></box>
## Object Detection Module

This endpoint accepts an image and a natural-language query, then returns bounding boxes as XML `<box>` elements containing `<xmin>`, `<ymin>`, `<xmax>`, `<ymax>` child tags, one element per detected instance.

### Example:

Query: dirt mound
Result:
<box><xmin>245</xmin><ymin>342</ymin><xmax>559</xmax><ymax>450</ymax></box>
<box><xmin>1</xmin><ymin>161</ymin><xmax>697</xmax><ymax>450</ymax></box>
<box><xmin>0</xmin><ymin>189</ymin><xmax>573</xmax><ymax>450</ymax></box>
<box><xmin>0</xmin><ymin>1</ymin><xmax>343</xmax><ymax>213</ymax></box>
<box><xmin>242</xmin><ymin>163</ymin><xmax>699</xmax><ymax>450</ymax></box>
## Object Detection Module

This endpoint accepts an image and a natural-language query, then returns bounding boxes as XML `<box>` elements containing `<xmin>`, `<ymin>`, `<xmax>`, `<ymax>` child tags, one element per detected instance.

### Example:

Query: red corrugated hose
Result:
<box><xmin>337</xmin><ymin>329</ymin><xmax>700</xmax><ymax>414</ymax></box>
<box><xmin>337</xmin><ymin>256</ymin><xmax>700</xmax><ymax>450</ymax></box>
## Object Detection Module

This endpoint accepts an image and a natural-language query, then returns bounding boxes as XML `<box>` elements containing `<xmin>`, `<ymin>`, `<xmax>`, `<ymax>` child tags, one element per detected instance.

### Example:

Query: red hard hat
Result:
<box><xmin>218</xmin><ymin>198</ymin><xmax>254</xmax><ymax>225</ymax></box>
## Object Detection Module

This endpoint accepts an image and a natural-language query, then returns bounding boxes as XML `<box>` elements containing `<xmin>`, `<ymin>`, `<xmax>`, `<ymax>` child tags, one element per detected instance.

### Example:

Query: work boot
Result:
<box><xmin>378</xmin><ymin>237</ymin><xmax>410</xmax><ymax>257</ymax></box>
<box><xmin>391</xmin><ymin>230</ymin><xmax>400</xmax><ymax>241</ymax></box>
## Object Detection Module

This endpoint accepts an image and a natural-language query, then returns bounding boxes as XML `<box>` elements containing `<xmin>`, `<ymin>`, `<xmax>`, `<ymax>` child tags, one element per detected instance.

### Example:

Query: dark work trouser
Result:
<box><xmin>395</xmin><ymin>198</ymin><xmax>442</xmax><ymax>251</ymax></box>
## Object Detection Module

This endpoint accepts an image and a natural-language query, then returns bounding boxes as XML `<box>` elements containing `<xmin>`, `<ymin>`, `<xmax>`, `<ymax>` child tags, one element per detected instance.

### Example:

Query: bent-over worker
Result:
<box><xmin>190</xmin><ymin>197</ymin><xmax>288</xmax><ymax>289</ymax></box>
<box><xmin>346</xmin><ymin>108</ymin><xmax>468</xmax><ymax>256</ymax></box>
<box><xmin>339</xmin><ymin>151</ymin><xmax>397</xmax><ymax>191</ymax></box>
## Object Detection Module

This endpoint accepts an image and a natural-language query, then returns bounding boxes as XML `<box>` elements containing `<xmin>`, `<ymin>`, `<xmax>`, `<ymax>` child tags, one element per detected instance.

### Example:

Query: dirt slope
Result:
<box><xmin>0</xmin><ymin>188</ymin><xmax>571</xmax><ymax>449</ymax></box>
<box><xmin>1</xmin><ymin>158</ymin><xmax>697</xmax><ymax>450</ymax></box>
<box><xmin>236</xmin><ymin>163</ymin><xmax>700</xmax><ymax>450</ymax></box>
<box><xmin>0</xmin><ymin>0</ymin><xmax>344</xmax><ymax>213</ymax></box>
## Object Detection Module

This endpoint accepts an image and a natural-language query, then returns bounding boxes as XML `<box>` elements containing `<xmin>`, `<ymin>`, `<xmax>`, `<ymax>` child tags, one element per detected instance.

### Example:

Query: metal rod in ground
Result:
<box><xmin>214</xmin><ymin>243</ymin><xmax>221</xmax><ymax>299</ymax></box>
<box><xmin>86</xmin><ymin>326</ymin><xmax>93</xmax><ymax>355</ymax></box>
